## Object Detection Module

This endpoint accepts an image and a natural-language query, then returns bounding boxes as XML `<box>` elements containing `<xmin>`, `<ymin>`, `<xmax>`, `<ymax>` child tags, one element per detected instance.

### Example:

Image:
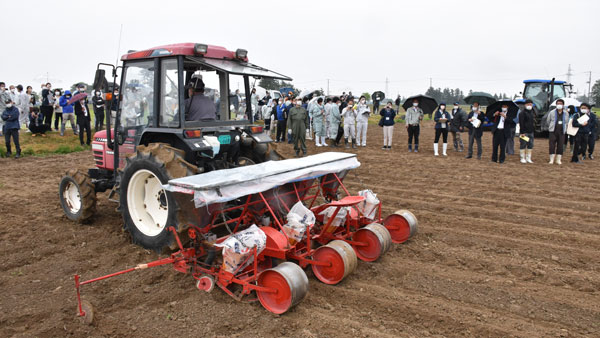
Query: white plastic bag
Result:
<box><xmin>358</xmin><ymin>189</ymin><xmax>380</xmax><ymax>219</ymax></box>
<box><xmin>319</xmin><ymin>206</ymin><xmax>348</xmax><ymax>232</ymax></box>
<box><xmin>216</xmin><ymin>224</ymin><xmax>266</xmax><ymax>273</ymax></box>
<box><xmin>283</xmin><ymin>202</ymin><xmax>316</xmax><ymax>244</ymax></box>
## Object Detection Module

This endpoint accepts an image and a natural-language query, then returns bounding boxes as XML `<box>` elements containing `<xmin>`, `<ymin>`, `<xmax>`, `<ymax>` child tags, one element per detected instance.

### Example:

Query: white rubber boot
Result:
<box><xmin>520</xmin><ymin>149</ymin><xmax>526</xmax><ymax>163</ymax></box>
<box><xmin>321</xmin><ymin>136</ymin><xmax>327</xmax><ymax>146</ymax></box>
<box><xmin>434</xmin><ymin>143</ymin><xmax>439</xmax><ymax>156</ymax></box>
<box><xmin>442</xmin><ymin>143</ymin><xmax>448</xmax><ymax>156</ymax></box>
<box><xmin>556</xmin><ymin>154</ymin><xmax>562</xmax><ymax>165</ymax></box>
<box><xmin>316</xmin><ymin>138</ymin><xmax>322</xmax><ymax>147</ymax></box>
<box><xmin>526</xmin><ymin>149</ymin><xmax>534</xmax><ymax>163</ymax></box>
<box><xmin>548</xmin><ymin>154</ymin><xmax>555</xmax><ymax>164</ymax></box>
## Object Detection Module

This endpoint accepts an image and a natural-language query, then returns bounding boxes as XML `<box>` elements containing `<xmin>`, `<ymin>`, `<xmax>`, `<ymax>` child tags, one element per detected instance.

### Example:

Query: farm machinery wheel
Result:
<box><xmin>351</xmin><ymin>223</ymin><xmax>392</xmax><ymax>262</ymax></box>
<box><xmin>257</xmin><ymin>262</ymin><xmax>308</xmax><ymax>314</ymax></box>
<box><xmin>383</xmin><ymin>209</ymin><xmax>418</xmax><ymax>244</ymax></box>
<box><xmin>59</xmin><ymin>169</ymin><xmax>97</xmax><ymax>223</ymax></box>
<box><xmin>120</xmin><ymin>143</ymin><xmax>198</xmax><ymax>252</ymax></box>
<box><xmin>311</xmin><ymin>240</ymin><xmax>357</xmax><ymax>285</ymax></box>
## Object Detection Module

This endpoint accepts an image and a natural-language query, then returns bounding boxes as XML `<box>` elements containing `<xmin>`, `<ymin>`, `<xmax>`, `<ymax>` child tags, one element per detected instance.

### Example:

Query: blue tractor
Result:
<box><xmin>515</xmin><ymin>79</ymin><xmax>571</xmax><ymax>133</ymax></box>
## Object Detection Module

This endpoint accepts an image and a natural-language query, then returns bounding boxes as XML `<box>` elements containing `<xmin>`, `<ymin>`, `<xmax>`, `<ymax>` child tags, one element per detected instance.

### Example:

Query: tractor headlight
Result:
<box><xmin>235</xmin><ymin>49</ymin><xmax>248</xmax><ymax>60</ymax></box>
<box><xmin>194</xmin><ymin>43</ymin><xmax>208</xmax><ymax>55</ymax></box>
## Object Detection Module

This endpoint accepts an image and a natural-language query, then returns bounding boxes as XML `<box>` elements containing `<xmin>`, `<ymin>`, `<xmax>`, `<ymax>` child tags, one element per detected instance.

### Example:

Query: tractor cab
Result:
<box><xmin>92</xmin><ymin>43</ymin><xmax>291</xmax><ymax>172</ymax></box>
<box><xmin>519</xmin><ymin>79</ymin><xmax>569</xmax><ymax>132</ymax></box>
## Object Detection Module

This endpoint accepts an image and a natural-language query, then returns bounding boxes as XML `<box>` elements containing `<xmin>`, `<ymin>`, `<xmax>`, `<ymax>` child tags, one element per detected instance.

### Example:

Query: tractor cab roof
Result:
<box><xmin>523</xmin><ymin>79</ymin><xmax>566</xmax><ymax>85</ymax></box>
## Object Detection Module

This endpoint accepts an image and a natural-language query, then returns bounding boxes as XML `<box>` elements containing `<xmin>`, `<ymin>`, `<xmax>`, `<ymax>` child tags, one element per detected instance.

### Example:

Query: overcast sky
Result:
<box><xmin>1</xmin><ymin>0</ymin><xmax>598</xmax><ymax>99</ymax></box>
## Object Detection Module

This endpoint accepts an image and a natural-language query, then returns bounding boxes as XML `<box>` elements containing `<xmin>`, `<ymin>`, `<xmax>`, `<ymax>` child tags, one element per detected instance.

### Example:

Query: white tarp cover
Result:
<box><xmin>164</xmin><ymin>152</ymin><xmax>360</xmax><ymax>208</ymax></box>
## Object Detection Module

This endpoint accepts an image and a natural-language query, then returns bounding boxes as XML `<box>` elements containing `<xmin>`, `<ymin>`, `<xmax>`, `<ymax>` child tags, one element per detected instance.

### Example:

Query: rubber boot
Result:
<box><xmin>316</xmin><ymin>138</ymin><xmax>322</xmax><ymax>147</ymax></box>
<box><xmin>442</xmin><ymin>143</ymin><xmax>448</xmax><ymax>156</ymax></box>
<box><xmin>526</xmin><ymin>149</ymin><xmax>534</xmax><ymax>163</ymax></box>
<box><xmin>329</xmin><ymin>139</ymin><xmax>338</xmax><ymax>148</ymax></box>
<box><xmin>556</xmin><ymin>154</ymin><xmax>562</xmax><ymax>165</ymax></box>
<box><xmin>434</xmin><ymin>143</ymin><xmax>439</xmax><ymax>156</ymax></box>
<box><xmin>352</xmin><ymin>138</ymin><xmax>357</xmax><ymax>149</ymax></box>
<box><xmin>344</xmin><ymin>138</ymin><xmax>349</xmax><ymax>148</ymax></box>
<box><xmin>520</xmin><ymin>149</ymin><xmax>526</xmax><ymax>163</ymax></box>
<box><xmin>414</xmin><ymin>144</ymin><xmax>419</xmax><ymax>153</ymax></box>
<box><xmin>321</xmin><ymin>136</ymin><xmax>326</xmax><ymax>147</ymax></box>
<box><xmin>548</xmin><ymin>154</ymin><xmax>555</xmax><ymax>164</ymax></box>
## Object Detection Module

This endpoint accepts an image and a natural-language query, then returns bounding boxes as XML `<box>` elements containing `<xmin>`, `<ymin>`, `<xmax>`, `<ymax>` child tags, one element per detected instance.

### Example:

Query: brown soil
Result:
<box><xmin>1</xmin><ymin>121</ymin><xmax>599</xmax><ymax>337</ymax></box>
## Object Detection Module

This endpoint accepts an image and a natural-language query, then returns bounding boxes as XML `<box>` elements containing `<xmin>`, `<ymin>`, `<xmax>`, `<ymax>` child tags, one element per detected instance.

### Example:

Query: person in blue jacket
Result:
<box><xmin>379</xmin><ymin>101</ymin><xmax>396</xmax><ymax>150</ymax></box>
<box><xmin>433</xmin><ymin>103</ymin><xmax>451</xmax><ymax>156</ymax></box>
<box><xmin>275</xmin><ymin>98</ymin><xmax>288</xmax><ymax>142</ymax></box>
<box><xmin>59</xmin><ymin>90</ymin><xmax>77</xmax><ymax>136</ymax></box>
<box><xmin>1</xmin><ymin>98</ymin><xmax>21</xmax><ymax>158</ymax></box>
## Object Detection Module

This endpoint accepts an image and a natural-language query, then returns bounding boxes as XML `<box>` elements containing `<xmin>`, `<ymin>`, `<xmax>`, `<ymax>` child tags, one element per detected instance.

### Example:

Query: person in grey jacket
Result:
<box><xmin>449</xmin><ymin>102</ymin><xmax>467</xmax><ymax>152</ymax></box>
<box><xmin>544</xmin><ymin>98</ymin><xmax>568</xmax><ymax>164</ymax></box>
<box><xmin>405</xmin><ymin>98</ymin><xmax>424</xmax><ymax>152</ymax></box>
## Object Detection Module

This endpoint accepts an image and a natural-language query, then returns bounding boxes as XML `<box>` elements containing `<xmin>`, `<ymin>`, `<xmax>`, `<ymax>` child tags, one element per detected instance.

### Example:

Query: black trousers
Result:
<box><xmin>434</xmin><ymin>128</ymin><xmax>448</xmax><ymax>143</ymax></box>
<box><xmin>4</xmin><ymin>128</ymin><xmax>20</xmax><ymax>154</ymax></box>
<box><xmin>492</xmin><ymin>129</ymin><xmax>507</xmax><ymax>162</ymax></box>
<box><xmin>548</xmin><ymin>129</ymin><xmax>565</xmax><ymax>155</ymax></box>
<box><xmin>54</xmin><ymin>112</ymin><xmax>62</xmax><ymax>130</ymax></box>
<box><xmin>276</xmin><ymin>120</ymin><xmax>286</xmax><ymax>141</ymax></box>
<box><xmin>78</xmin><ymin>119</ymin><xmax>91</xmax><ymax>145</ymax></box>
<box><xmin>588</xmin><ymin>132</ymin><xmax>596</xmax><ymax>155</ymax></box>
<box><xmin>41</xmin><ymin>106</ymin><xmax>53</xmax><ymax>126</ymax></box>
<box><xmin>335</xmin><ymin>125</ymin><xmax>344</xmax><ymax>143</ymax></box>
<box><xmin>407</xmin><ymin>125</ymin><xmax>420</xmax><ymax>145</ymax></box>
<box><xmin>94</xmin><ymin>107</ymin><xmax>105</xmax><ymax>131</ymax></box>
<box><xmin>572</xmin><ymin>133</ymin><xmax>587</xmax><ymax>161</ymax></box>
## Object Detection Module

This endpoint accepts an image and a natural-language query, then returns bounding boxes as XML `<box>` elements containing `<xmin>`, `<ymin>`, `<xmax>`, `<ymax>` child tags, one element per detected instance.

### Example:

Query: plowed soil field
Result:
<box><xmin>1</xmin><ymin>121</ymin><xmax>599</xmax><ymax>337</ymax></box>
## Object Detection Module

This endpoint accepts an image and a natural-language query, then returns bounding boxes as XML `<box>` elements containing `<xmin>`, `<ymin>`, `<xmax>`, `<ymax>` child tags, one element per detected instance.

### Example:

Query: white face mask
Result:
<box><xmin>581</xmin><ymin>109</ymin><xmax>589</xmax><ymax>114</ymax></box>
<box><xmin>6</xmin><ymin>103</ymin><xmax>12</xmax><ymax>108</ymax></box>
<box><xmin>453</xmin><ymin>105</ymin><xmax>458</xmax><ymax>110</ymax></box>
<box><xmin>412</xmin><ymin>102</ymin><xmax>418</xmax><ymax>107</ymax></box>
<box><xmin>473</xmin><ymin>106</ymin><xmax>479</xmax><ymax>111</ymax></box>
<box><xmin>556</xmin><ymin>104</ymin><xmax>563</xmax><ymax>110</ymax></box>
<box><xmin>525</xmin><ymin>105</ymin><xmax>533</xmax><ymax>110</ymax></box>
<box><xmin>567</xmin><ymin>108</ymin><xmax>571</xmax><ymax>113</ymax></box>
<box><xmin>360</xmin><ymin>99</ymin><xmax>365</xmax><ymax>103</ymax></box>
<box><xmin>440</xmin><ymin>106</ymin><xmax>445</xmax><ymax>111</ymax></box>
<box><xmin>502</xmin><ymin>108</ymin><xmax>508</xmax><ymax>112</ymax></box>
<box><xmin>10</xmin><ymin>89</ymin><xmax>15</xmax><ymax>93</ymax></box>
<box><xmin>55</xmin><ymin>92</ymin><xmax>60</xmax><ymax>96</ymax></box>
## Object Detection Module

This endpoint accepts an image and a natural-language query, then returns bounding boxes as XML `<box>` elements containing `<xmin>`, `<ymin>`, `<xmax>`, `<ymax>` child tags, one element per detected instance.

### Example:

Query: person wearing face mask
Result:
<box><xmin>2</xmin><ymin>98</ymin><xmax>21</xmax><ymax>158</ymax></box>
<box><xmin>285</xmin><ymin>98</ymin><xmax>294</xmax><ymax>144</ymax></box>
<box><xmin>433</xmin><ymin>103</ymin><xmax>451</xmax><ymax>156</ymax></box>
<box><xmin>465</xmin><ymin>102</ymin><xmax>485</xmax><ymax>159</ymax></box>
<box><xmin>544</xmin><ymin>99</ymin><xmax>569</xmax><ymax>164</ymax></box>
<box><xmin>310</xmin><ymin>97</ymin><xmax>326</xmax><ymax>147</ymax></box>
<box><xmin>571</xmin><ymin>103</ymin><xmax>597</xmax><ymax>162</ymax></box>
<box><xmin>405</xmin><ymin>98</ymin><xmax>424</xmax><ymax>152</ymax></box>
<box><xmin>356</xmin><ymin>96</ymin><xmax>370</xmax><ymax>147</ymax></box>
<box><xmin>0</xmin><ymin>82</ymin><xmax>11</xmax><ymax>136</ymax></box>
<box><xmin>59</xmin><ymin>90</ymin><xmax>77</xmax><ymax>136</ymax></box>
<box><xmin>92</xmin><ymin>90</ymin><xmax>106</xmax><ymax>131</ymax></box>
<box><xmin>9</xmin><ymin>85</ymin><xmax>17</xmax><ymax>103</ymax></box>
<box><xmin>324</xmin><ymin>97</ymin><xmax>332</xmax><ymax>139</ymax></box>
<box><xmin>328</xmin><ymin>97</ymin><xmax>342</xmax><ymax>147</ymax></box>
<box><xmin>380</xmin><ymin>102</ymin><xmax>396</xmax><ymax>150</ymax></box>
<box><xmin>41</xmin><ymin>82</ymin><xmax>55</xmax><ymax>127</ymax></box>
<box><xmin>15</xmin><ymin>85</ymin><xmax>29</xmax><ymax>129</ymax></box>
<box><xmin>52</xmin><ymin>89</ymin><xmax>63</xmax><ymax>131</ymax></box>
<box><xmin>584</xmin><ymin>105</ymin><xmax>597</xmax><ymax>160</ymax></box>
<box><xmin>449</xmin><ymin>102</ymin><xmax>467</xmax><ymax>152</ymax></box>
<box><xmin>490</xmin><ymin>104</ymin><xmax>511</xmax><ymax>163</ymax></box>
<box><xmin>275</xmin><ymin>98</ymin><xmax>288</xmax><ymax>142</ymax></box>
<box><xmin>287</xmin><ymin>98</ymin><xmax>309</xmax><ymax>157</ymax></box>
<box><xmin>341</xmin><ymin>99</ymin><xmax>357</xmax><ymax>149</ymax></box>
<box><xmin>75</xmin><ymin>98</ymin><xmax>92</xmax><ymax>146</ymax></box>
<box><xmin>564</xmin><ymin>105</ymin><xmax>576</xmax><ymax>153</ymax></box>
<box><xmin>518</xmin><ymin>99</ymin><xmax>536</xmax><ymax>163</ymax></box>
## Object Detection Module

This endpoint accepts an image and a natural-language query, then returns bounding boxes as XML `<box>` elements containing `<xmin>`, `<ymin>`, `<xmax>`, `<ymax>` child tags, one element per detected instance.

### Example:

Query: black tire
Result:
<box><xmin>59</xmin><ymin>169</ymin><xmax>97</xmax><ymax>222</ymax></box>
<box><xmin>119</xmin><ymin>143</ymin><xmax>198</xmax><ymax>252</ymax></box>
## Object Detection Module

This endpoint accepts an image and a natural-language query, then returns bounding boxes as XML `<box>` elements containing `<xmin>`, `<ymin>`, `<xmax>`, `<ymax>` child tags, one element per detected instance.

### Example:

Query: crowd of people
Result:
<box><xmin>260</xmin><ymin>91</ymin><xmax>597</xmax><ymax>165</ymax></box>
<box><xmin>0</xmin><ymin>81</ymin><xmax>109</xmax><ymax>158</ymax></box>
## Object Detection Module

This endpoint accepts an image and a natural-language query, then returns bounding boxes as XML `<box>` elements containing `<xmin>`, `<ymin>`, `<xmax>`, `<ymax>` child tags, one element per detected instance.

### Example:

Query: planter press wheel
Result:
<box><xmin>383</xmin><ymin>209</ymin><xmax>418</xmax><ymax>244</ymax></box>
<box><xmin>79</xmin><ymin>299</ymin><xmax>95</xmax><ymax>325</ymax></box>
<box><xmin>352</xmin><ymin>223</ymin><xmax>392</xmax><ymax>262</ymax></box>
<box><xmin>196</xmin><ymin>275</ymin><xmax>215</xmax><ymax>292</ymax></box>
<box><xmin>311</xmin><ymin>240</ymin><xmax>357</xmax><ymax>285</ymax></box>
<box><xmin>257</xmin><ymin>262</ymin><xmax>308</xmax><ymax>314</ymax></box>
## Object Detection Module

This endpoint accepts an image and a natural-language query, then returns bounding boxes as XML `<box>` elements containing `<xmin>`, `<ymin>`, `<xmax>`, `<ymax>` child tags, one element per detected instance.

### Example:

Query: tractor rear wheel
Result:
<box><xmin>59</xmin><ymin>169</ymin><xmax>97</xmax><ymax>223</ymax></box>
<box><xmin>120</xmin><ymin>143</ymin><xmax>198</xmax><ymax>252</ymax></box>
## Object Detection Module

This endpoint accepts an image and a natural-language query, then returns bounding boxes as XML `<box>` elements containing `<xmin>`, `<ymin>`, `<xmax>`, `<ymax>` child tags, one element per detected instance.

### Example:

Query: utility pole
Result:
<box><xmin>326</xmin><ymin>79</ymin><xmax>330</xmax><ymax>96</ymax></box>
<box><xmin>567</xmin><ymin>64</ymin><xmax>573</xmax><ymax>83</ymax></box>
<box><xmin>385</xmin><ymin>77</ymin><xmax>389</xmax><ymax>97</ymax></box>
<box><xmin>587</xmin><ymin>71</ymin><xmax>592</xmax><ymax>103</ymax></box>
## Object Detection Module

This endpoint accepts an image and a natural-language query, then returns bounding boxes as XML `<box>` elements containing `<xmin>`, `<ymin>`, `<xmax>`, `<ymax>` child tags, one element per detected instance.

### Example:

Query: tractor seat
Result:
<box><xmin>326</xmin><ymin>195</ymin><xmax>365</xmax><ymax>207</ymax></box>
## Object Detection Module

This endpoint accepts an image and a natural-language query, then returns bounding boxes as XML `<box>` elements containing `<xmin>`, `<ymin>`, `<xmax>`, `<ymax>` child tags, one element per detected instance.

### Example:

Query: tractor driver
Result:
<box><xmin>185</xmin><ymin>75</ymin><xmax>217</xmax><ymax>121</ymax></box>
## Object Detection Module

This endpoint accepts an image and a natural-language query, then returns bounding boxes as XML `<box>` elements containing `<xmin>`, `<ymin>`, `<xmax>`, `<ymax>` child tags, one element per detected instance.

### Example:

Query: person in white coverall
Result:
<box><xmin>342</xmin><ymin>98</ymin><xmax>357</xmax><ymax>148</ymax></box>
<box><xmin>356</xmin><ymin>95</ymin><xmax>370</xmax><ymax>146</ymax></box>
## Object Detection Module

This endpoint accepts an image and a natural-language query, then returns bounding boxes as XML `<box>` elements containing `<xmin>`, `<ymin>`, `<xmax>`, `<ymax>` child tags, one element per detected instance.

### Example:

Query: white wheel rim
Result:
<box><xmin>127</xmin><ymin>169</ymin><xmax>169</xmax><ymax>237</ymax></box>
<box><xmin>64</xmin><ymin>182</ymin><xmax>81</xmax><ymax>213</ymax></box>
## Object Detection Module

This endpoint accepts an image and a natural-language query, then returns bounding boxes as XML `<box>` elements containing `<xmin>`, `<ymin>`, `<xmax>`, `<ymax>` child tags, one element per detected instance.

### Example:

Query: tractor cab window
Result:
<box><xmin>182</xmin><ymin>66</ymin><xmax>221</xmax><ymax>121</ymax></box>
<box><xmin>229</xmin><ymin>74</ymin><xmax>248</xmax><ymax>120</ymax></box>
<box><xmin>160</xmin><ymin>59</ymin><xmax>179</xmax><ymax>127</ymax></box>
<box><xmin>120</xmin><ymin>61</ymin><xmax>155</xmax><ymax>128</ymax></box>
<box><xmin>524</xmin><ymin>83</ymin><xmax>548</xmax><ymax>110</ymax></box>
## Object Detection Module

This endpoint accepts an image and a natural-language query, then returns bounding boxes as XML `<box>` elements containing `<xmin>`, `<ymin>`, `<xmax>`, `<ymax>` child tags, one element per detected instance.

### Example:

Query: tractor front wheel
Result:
<box><xmin>59</xmin><ymin>169</ymin><xmax>97</xmax><ymax>223</ymax></box>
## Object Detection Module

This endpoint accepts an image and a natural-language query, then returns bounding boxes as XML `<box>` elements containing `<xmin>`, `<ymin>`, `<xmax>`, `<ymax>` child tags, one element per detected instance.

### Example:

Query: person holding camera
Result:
<box><xmin>490</xmin><ymin>103</ymin><xmax>511</xmax><ymax>163</ymax></box>
<box><xmin>433</xmin><ymin>103</ymin><xmax>451</xmax><ymax>156</ymax></box>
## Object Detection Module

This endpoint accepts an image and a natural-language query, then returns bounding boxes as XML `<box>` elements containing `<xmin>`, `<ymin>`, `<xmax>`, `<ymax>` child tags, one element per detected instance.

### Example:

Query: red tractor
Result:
<box><xmin>59</xmin><ymin>43</ymin><xmax>290</xmax><ymax>252</ymax></box>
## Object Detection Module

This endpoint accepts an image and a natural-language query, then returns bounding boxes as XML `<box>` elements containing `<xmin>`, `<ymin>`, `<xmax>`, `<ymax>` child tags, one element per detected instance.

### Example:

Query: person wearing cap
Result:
<box><xmin>185</xmin><ymin>76</ymin><xmax>217</xmax><ymax>121</ymax></box>
<box><xmin>465</xmin><ymin>102</ymin><xmax>485</xmax><ymax>159</ymax></box>
<box><xmin>405</xmin><ymin>98</ymin><xmax>424</xmax><ymax>152</ymax></box>
<box><xmin>490</xmin><ymin>103</ymin><xmax>511</xmax><ymax>163</ymax></box>
<box><xmin>449</xmin><ymin>102</ymin><xmax>467</xmax><ymax>152</ymax></box>
<box><xmin>544</xmin><ymin>98</ymin><xmax>568</xmax><ymax>164</ymax></box>
<box><xmin>341</xmin><ymin>98</ymin><xmax>357</xmax><ymax>148</ymax></box>
<box><xmin>356</xmin><ymin>96</ymin><xmax>370</xmax><ymax>147</ymax></box>
<box><xmin>571</xmin><ymin>103</ymin><xmax>597</xmax><ymax>163</ymax></box>
<box><xmin>287</xmin><ymin>97</ymin><xmax>309</xmax><ymax>157</ymax></box>
<box><xmin>433</xmin><ymin>103</ymin><xmax>451</xmax><ymax>156</ymax></box>
<box><xmin>59</xmin><ymin>90</ymin><xmax>77</xmax><ymax>136</ymax></box>
<box><xmin>328</xmin><ymin>97</ymin><xmax>342</xmax><ymax>147</ymax></box>
<box><xmin>2</xmin><ymin>98</ymin><xmax>21</xmax><ymax>158</ymax></box>
<box><xmin>518</xmin><ymin>99</ymin><xmax>536</xmax><ymax>163</ymax></box>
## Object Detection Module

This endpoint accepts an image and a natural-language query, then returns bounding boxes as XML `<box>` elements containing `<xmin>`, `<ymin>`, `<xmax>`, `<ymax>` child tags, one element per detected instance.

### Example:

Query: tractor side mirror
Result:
<box><xmin>93</xmin><ymin>69</ymin><xmax>108</xmax><ymax>92</ymax></box>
